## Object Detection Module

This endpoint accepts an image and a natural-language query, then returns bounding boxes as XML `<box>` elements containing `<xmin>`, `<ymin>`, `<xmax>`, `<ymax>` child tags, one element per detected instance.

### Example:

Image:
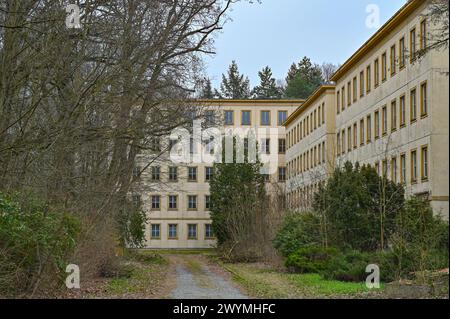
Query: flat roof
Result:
<box><xmin>196</xmin><ymin>99</ymin><xmax>305</xmax><ymax>105</ymax></box>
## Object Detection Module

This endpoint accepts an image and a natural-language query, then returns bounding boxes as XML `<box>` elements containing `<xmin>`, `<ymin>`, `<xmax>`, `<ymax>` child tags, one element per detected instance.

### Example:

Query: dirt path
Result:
<box><xmin>168</xmin><ymin>254</ymin><xmax>248</xmax><ymax>299</ymax></box>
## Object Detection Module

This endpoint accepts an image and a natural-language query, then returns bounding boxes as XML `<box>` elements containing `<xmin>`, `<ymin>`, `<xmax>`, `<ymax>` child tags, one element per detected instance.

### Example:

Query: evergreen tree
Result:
<box><xmin>252</xmin><ymin>66</ymin><xmax>283</xmax><ymax>99</ymax></box>
<box><xmin>220</xmin><ymin>61</ymin><xmax>251</xmax><ymax>99</ymax></box>
<box><xmin>199</xmin><ymin>77</ymin><xmax>214</xmax><ymax>99</ymax></box>
<box><xmin>285</xmin><ymin>56</ymin><xmax>324</xmax><ymax>99</ymax></box>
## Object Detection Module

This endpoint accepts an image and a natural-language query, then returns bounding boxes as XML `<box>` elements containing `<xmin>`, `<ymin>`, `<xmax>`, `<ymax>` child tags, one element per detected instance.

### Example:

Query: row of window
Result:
<box><xmin>224</xmin><ymin>110</ymin><xmax>288</xmax><ymax>126</ymax></box>
<box><xmin>337</xmin><ymin>82</ymin><xmax>427</xmax><ymax>155</ymax></box>
<box><xmin>287</xmin><ymin>141</ymin><xmax>327</xmax><ymax>178</ymax></box>
<box><xmin>150</xmin><ymin>223</ymin><xmax>214</xmax><ymax>240</ymax></box>
<box><xmin>336</xmin><ymin>19</ymin><xmax>428</xmax><ymax>113</ymax></box>
<box><xmin>150</xmin><ymin>194</ymin><xmax>212</xmax><ymax>211</ymax></box>
<box><xmin>287</xmin><ymin>102</ymin><xmax>326</xmax><ymax>149</ymax></box>
<box><xmin>143</xmin><ymin>166</ymin><xmax>215</xmax><ymax>182</ymax></box>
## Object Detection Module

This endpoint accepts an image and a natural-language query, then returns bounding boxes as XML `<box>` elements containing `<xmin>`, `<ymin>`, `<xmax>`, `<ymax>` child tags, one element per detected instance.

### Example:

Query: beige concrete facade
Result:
<box><xmin>136</xmin><ymin>100</ymin><xmax>303</xmax><ymax>249</ymax></box>
<box><xmin>285</xmin><ymin>0</ymin><xmax>449</xmax><ymax>218</ymax></box>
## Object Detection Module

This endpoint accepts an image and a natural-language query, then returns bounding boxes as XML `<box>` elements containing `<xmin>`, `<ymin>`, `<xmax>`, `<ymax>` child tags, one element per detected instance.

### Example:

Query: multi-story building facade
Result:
<box><xmin>136</xmin><ymin>100</ymin><xmax>303</xmax><ymax>249</ymax></box>
<box><xmin>285</xmin><ymin>0</ymin><xmax>449</xmax><ymax>218</ymax></box>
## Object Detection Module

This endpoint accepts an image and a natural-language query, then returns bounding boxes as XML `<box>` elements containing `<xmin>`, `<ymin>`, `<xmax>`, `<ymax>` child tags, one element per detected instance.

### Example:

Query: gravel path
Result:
<box><xmin>170</xmin><ymin>255</ymin><xmax>248</xmax><ymax>299</ymax></box>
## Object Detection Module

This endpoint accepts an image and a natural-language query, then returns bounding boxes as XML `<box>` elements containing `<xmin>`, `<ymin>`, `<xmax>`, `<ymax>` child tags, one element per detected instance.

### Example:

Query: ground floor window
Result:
<box><xmin>151</xmin><ymin>224</ymin><xmax>160</xmax><ymax>239</ymax></box>
<box><xmin>188</xmin><ymin>224</ymin><xmax>198</xmax><ymax>240</ymax></box>
<box><xmin>168</xmin><ymin>224</ymin><xmax>178</xmax><ymax>239</ymax></box>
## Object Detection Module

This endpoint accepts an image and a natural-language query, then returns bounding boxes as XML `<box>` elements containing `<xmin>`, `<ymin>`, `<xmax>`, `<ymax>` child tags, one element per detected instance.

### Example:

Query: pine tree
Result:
<box><xmin>285</xmin><ymin>56</ymin><xmax>324</xmax><ymax>99</ymax></box>
<box><xmin>252</xmin><ymin>66</ymin><xmax>282</xmax><ymax>99</ymax></box>
<box><xmin>199</xmin><ymin>77</ymin><xmax>214</xmax><ymax>99</ymax></box>
<box><xmin>220</xmin><ymin>61</ymin><xmax>251</xmax><ymax>99</ymax></box>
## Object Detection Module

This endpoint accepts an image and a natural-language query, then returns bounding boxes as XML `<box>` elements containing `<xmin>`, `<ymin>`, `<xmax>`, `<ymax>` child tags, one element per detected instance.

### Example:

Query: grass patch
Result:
<box><xmin>137</xmin><ymin>249</ymin><xmax>216</xmax><ymax>256</ymax></box>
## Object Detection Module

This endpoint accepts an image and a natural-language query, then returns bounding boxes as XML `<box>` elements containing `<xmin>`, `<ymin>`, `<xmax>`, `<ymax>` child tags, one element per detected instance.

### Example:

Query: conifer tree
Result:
<box><xmin>252</xmin><ymin>66</ymin><xmax>282</xmax><ymax>99</ymax></box>
<box><xmin>220</xmin><ymin>61</ymin><xmax>251</xmax><ymax>99</ymax></box>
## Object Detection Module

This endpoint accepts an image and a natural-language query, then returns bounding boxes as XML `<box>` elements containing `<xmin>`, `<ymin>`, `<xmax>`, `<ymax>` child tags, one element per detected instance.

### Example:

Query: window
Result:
<box><xmin>278</xmin><ymin>138</ymin><xmax>286</xmax><ymax>154</ymax></box>
<box><xmin>400</xmin><ymin>95</ymin><xmax>406</xmax><ymax>127</ymax></box>
<box><xmin>374</xmin><ymin>58</ymin><xmax>380</xmax><ymax>87</ymax></box>
<box><xmin>314</xmin><ymin>110</ymin><xmax>317</xmax><ymax>129</ymax></box>
<box><xmin>347</xmin><ymin>82</ymin><xmax>351</xmax><ymax>106</ymax></box>
<box><xmin>279</xmin><ymin>167</ymin><xmax>286</xmax><ymax>182</ymax></box>
<box><xmin>400</xmin><ymin>154</ymin><xmax>406</xmax><ymax>184</ymax></box>
<box><xmin>411</xmin><ymin>150</ymin><xmax>418</xmax><ymax>183</ymax></box>
<box><xmin>205</xmin><ymin>167</ymin><xmax>214</xmax><ymax>181</ymax></box>
<box><xmin>420</xmin><ymin>82</ymin><xmax>428</xmax><ymax>117</ymax></box>
<box><xmin>420</xmin><ymin>19</ymin><xmax>427</xmax><ymax>50</ymax></box>
<box><xmin>151</xmin><ymin>166</ymin><xmax>161</xmax><ymax>181</ymax></box>
<box><xmin>168</xmin><ymin>224</ymin><xmax>178</xmax><ymax>239</ymax></box>
<box><xmin>168</xmin><ymin>195</ymin><xmax>178</xmax><ymax>210</ymax></box>
<box><xmin>278</xmin><ymin>111</ymin><xmax>287</xmax><ymax>125</ymax></box>
<box><xmin>360</xmin><ymin>119</ymin><xmax>365</xmax><ymax>146</ymax></box>
<box><xmin>322</xmin><ymin>103</ymin><xmax>325</xmax><ymax>124</ymax></box>
<box><xmin>391</xmin><ymin>157</ymin><xmax>398</xmax><ymax>183</ymax></box>
<box><xmin>366</xmin><ymin>115</ymin><xmax>372</xmax><ymax>143</ymax></box>
<box><xmin>421</xmin><ymin>146</ymin><xmax>429</xmax><ymax>180</ymax></box>
<box><xmin>382</xmin><ymin>106</ymin><xmax>387</xmax><ymax>136</ymax></box>
<box><xmin>341</xmin><ymin>129</ymin><xmax>346</xmax><ymax>154</ymax></box>
<box><xmin>375</xmin><ymin>162</ymin><xmax>380</xmax><ymax>175</ymax></box>
<box><xmin>188</xmin><ymin>167</ymin><xmax>197</xmax><ymax>182</ymax></box>
<box><xmin>366</xmin><ymin>65</ymin><xmax>371</xmax><ymax>93</ymax></box>
<box><xmin>360</xmin><ymin>71</ymin><xmax>365</xmax><ymax>97</ymax></box>
<box><xmin>262</xmin><ymin>174</ymin><xmax>270</xmax><ymax>182</ymax></box>
<box><xmin>150</xmin><ymin>137</ymin><xmax>161</xmax><ymax>152</ymax></box>
<box><xmin>399</xmin><ymin>37</ymin><xmax>406</xmax><ymax>69</ymax></box>
<box><xmin>382</xmin><ymin>160</ymin><xmax>388</xmax><ymax>178</ymax></box>
<box><xmin>151</xmin><ymin>224</ymin><xmax>160</xmax><ymax>239</ymax></box>
<box><xmin>169</xmin><ymin>167</ymin><xmax>178</xmax><ymax>181</ymax></box>
<box><xmin>205</xmin><ymin>110</ymin><xmax>215</xmax><ymax>125</ymax></box>
<box><xmin>391</xmin><ymin>100</ymin><xmax>397</xmax><ymax>131</ymax></box>
<box><xmin>262</xmin><ymin>138</ymin><xmax>270</xmax><ymax>154</ymax></box>
<box><xmin>188</xmin><ymin>195</ymin><xmax>197</xmax><ymax>210</ymax></box>
<box><xmin>205</xmin><ymin>224</ymin><xmax>214</xmax><ymax>239</ymax></box>
<box><xmin>187</xmin><ymin>224</ymin><xmax>197</xmax><ymax>240</ymax></box>
<box><xmin>261</xmin><ymin>111</ymin><xmax>271</xmax><ymax>126</ymax></box>
<box><xmin>132</xmin><ymin>194</ymin><xmax>141</xmax><ymax>208</ymax></box>
<box><xmin>151</xmin><ymin>195</ymin><xmax>160</xmax><ymax>210</ymax></box>
<box><xmin>410</xmin><ymin>88</ymin><xmax>417</xmax><ymax>122</ymax></box>
<box><xmin>341</xmin><ymin>87</ymin><xmax>345</xmax><ymax>111</ymax></box>
<box><xmin>347</xmin><ymin>127</ymin><xmax>352</xmax><ymax>152</ymax></box>
<box><xmin>224</xmin><ymin>110</ymin><xmax>234</xmax><ymax>125</ymax></box>
<box><xmin>205</xmin><ymin>195</ymin><xmax>211</xmax><ymax>210</ymax></box>
<box><xmin>390</xmin><ymin>45</ymin><xmax>396</xmax><ymax>76</ymax></box>
<box><xmin>381</xmin><ymin>52</ymin><xmax>387</xmax><ymax>81</ymax></box>
<box><xmin>410</xmin><ymin>28</ymin><xmax>417</xmax><ymax>62</ymax></box>
<box><xmin>353</xmin><ymin>123</ymin><xmax>357</xmax><ymax>149</ymax></box>
<box><xmin>352</xmin><ymin>77</ymin><xmax>357</xmax><ymax>102</ymax></box>
<box><xmin>241</xmin><ymin>111</ymin><xmax>251</xmax><ymax>125</ymax></box>
<box><xmin>375</xmin><ymin>111</ymin><xmax>380</xmax><ymax>139</ymax></box>
<box><xmin>337</xmin><ymin>132</ymin><xmax>341</xmax><ymax>155</ymax></box>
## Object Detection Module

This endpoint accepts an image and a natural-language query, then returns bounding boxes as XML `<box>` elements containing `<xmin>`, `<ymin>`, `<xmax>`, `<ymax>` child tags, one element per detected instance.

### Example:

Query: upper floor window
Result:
<box><xmin>359</xmin><ymin>71</ymin><xmax>365</xmax><ymax>97</ymax></box>
<box><xmin>205</xmin><ymin>110</ymin><xmax>215</xmax><ymax>125</ymax></box>
<box><xmin>400</xmin><ymin>95</ymin><xmax>406</xmax><ymax>127</ymax></box>
<box><xmin>151</xmin><ymin>195</ymin><xmax>161</xmax><ymax>210</ymax></box>
<box><xmin>169</xmin><ymin>167</ymin><xmax>178</xmax><ymax>181</ymax></box>
<box><xmin>352</xmin><ymin>77</ymin><xmax>357</xmax><ymax>102</ymax></box>
<box><xmin>278</xmin><ymin>111</ymin><xmax>288</xmax><ymax>125</ymax></box>
<box><xmin>205</xmin><ymin>167</ymin><xmax>214</xmax><ymax>181</ymax></box>
<box><xmin>374</xmin><ymin>58</ymin><xmax>380</xmax><ymax>87</ymax></box>
<box><xmin>391</xmin><ymin>100</ymin><xmax>397</xmax><ymax>131</ymax></box>
<box><xmin>410</xmin><ymin>88</ymin><xmax>417</xmax><ymax>122</ymax></box>
<box><xmin>224</xmin><ymin>110</ymin><xmax>234</xmax><ymax>125</ymax></box>
<box><xmin>188</xmin><ymin>167</ymin><xmax>197</xmax><ymax>182</ymax></box>
<box><xmin>278</xmin><ymin>167</ymin><xmax>286</xmax><ymax>182</ymax></box>
<box><xmin>366</xmin><ymin>65</ymin><xmax>371</xmax><ymax>93</ymax></box>
<box><xmin>381</xmin><ymin>52</ymin><xmax>387</xmax><ymax>81</ymax></box>
<box><xmin>241</xmin><ymin>111</ymin><xmax>251</xmax><ymax>125</ymax></box>
<box><xmin>420</xmin><ymin>19</ymin><xmax>427</xmax><ymax>50</ymax></box>
<box><xmin>347</xmin><ymin>82</ymin><xmax>351</xmax><ymax>106</ymax></box>
<box><xmin>278</xmin><ymin>138</ymin><xmax>286</xmax><ymax>154</ymax></box>
<box><xmin>420</xmin><ymin>82</ymin><xmax>428</xmax><ymax>117</ymax></box>
<box><xmin>399</xmin><ymin>37</ymin><xmax>406</xmax><ymax>69</ymax></box>
<box><xmin>390</xmin><ymin>45</ymin><xmax>396</xmax><ymax>76</ymax></box>
<box><xmin>151</xmin><ymin>166</ymin><xmax>161</xmax><ymax>181</ymax></box>
<box><xmin>410</xmin><ymin>28</ymin><xmax>417</xmax><ymax>62</ymax></box>
<box><xmin>261</xmin><ymin>111</ymin><xmax>271</xmax><ymax>126</ymax></box>
<box><xmin>188</xmin><ymin>195</ymin><xmax>198</xmax><ymax>210</ymax></box>
<box><xmin>262</xmin><ymin>138</ymin><xmax>270</xmax><ymax>154</ymax></box>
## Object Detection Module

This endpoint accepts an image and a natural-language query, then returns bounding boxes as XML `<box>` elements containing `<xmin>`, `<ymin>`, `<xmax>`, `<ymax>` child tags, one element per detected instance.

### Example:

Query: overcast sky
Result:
<box><xmin>205</xmin><ymin>0</ymin><xmax>406</xmax><ymax>88</ymax></box>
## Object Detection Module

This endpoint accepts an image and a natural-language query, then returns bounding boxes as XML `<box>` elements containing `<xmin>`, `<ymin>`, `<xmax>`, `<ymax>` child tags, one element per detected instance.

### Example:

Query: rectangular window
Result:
<box><xmin>375</xmin><ymin>110</ymin><xmax>380</xmax><ymax>139</ymax></box>
<box><xmin>410</xmin><ymin>28</ymin><xmax>417</xmax><ymax>61</ymax></box>
<box><xmin>337</xmin><ymin>91</ymin><xmax>341</xmax><ymax>114</ymax></box>
<box><xmin>188</xmin><ymin>195</ymin><xmax>198</xmax><ymax>210</ymax></box>
<box><xmin>241</xmin><ymin>111</ymin><xmax>251</xmax><ymax>125</ymax></box>
<box><xmin>205</xmin><ymin>167</ymin><xmax>214</xmax><ymax>181</ymax></box>
<box><xmin>169</xmin><ymin>167</ymin><xmax>178</xmax><ymax>181</ymax></box>
<box><xmin>421</xmin><ymin>146</ymin><xmax>429</xmax><ymax>180</ymax></box>
<box><xmin>314</xmin><ymin>110</ymin><xmax>317</xmax><ymax>129</ymax></box>
<box><xmin>205</xmin><ymin>110</ymin><xmax>215</xmax><ymax>125</ymax></box>
<box><xmin>262</xmin><ymin>138</ymin><xmax>270</xmax><ymax>154</ymax></box>
<box><xmin>382</xmin><ymin>52</ymin><xmax>387</xmax><ymax>81</ymax></box>
<box><xmin>279</xmin><ymin>167</ymin><xmax>286</xmax><ymax>182</ymax></box>
<box><xmin>391</xmin><ymin>157</ymin><xmax>398</xmax><ymax>183</ymax></box>
<box><xmin>400</xmin><ymin>154</ymin><xmax>406</xmax><ymax>184</ymax></box>
<box><xmin>151</xmin><ymin>195</ymin><xmax>161</xmax><ymax>210</ymax></box>
<box><xmin>278</xmin><ymin>138</ymin><xmax>286</xmax><ymax>154</ymax></box>
<box><xmin>353</xmin><ymin>123</ymin><xmax>358</xmax><ymax>149</ymax></box>
<box><xmin>337</xmin><ymin>132</ymin><xmax>341</xmax><ymax>155</ymax></box>
<box><xmin>151</xmin><ymin>224</ymin><xmax>161</xmax><ymax>239</ymax></box>
<box><xmin>205</xmin><ymin>195</ymin><xmax>211</xmax><ymax>210</ymax></box>
<box><xmin>151</xmin><ymin>166</ymin><xmax>161</xmax><ymax>181</ymax></box>
<box><xmin>410</xmin><ymin>88</ymin><xmax>417</xmax><ymax>122</ymax></box>
<box><xmin>366</xmin><ymin>65</ymin><xmax>371</xmax><ymax>93</ymax></box>
<box><xmin>411</xmin><ymin>150</ymin><xmax>418</xmax><ymax>183</ymax></box>
<box><xmin>391</xmin><ymin>100</ymin><xmax>397</xmax><ymax>131</ymax></box>
<box><xmin>278</xmin><ymin>111</ymin><xmax>287</xmax><ymax>125</ymax></box>
<box><xmin>347</xmin><ymin>82</ymin><xmax>351</xmax><ymax>106</ymax></box>
<box><xmin>341</xmin><ymin>87</ymin><xmax>346</xmax><ymax>111</ymax></box>
<box><xmin>347</xmin><ymin>127</ymin><xmax>352</xmax><ymax>152</ymax></box>
<box><xmin>360</xmin><ymin>119</ymin><xmax>365</xmax><ymax>146</ymax></box>
<box><xmin>261</xmin><ymin>111</ymin><xmax>271</xmax><ymax>126</ymax></box>
<box><xmin>341</xmin><ymin>130</ymin><xmax>346</xmax><ymax>154</ymax></box>
<box><xmin>322</xmin><ymin>103</ymin><xmax>325</xmax><ymax>124</ymax></box>
<box><xmin>168</xmin><ymin>224</ymin><xmax>178</xmax><ymax>239</ymax></box>
<box><xmin>390</xmin><ymin>45</ymin><xmax>396</xmax><ymax>76</ymax></box>
<box><xmin>420</xmin><ymin>82</ymin><xmax>428</xmax><ymax>117</ymax></box>
<box><xmin>366</xmin><ymin>115</ymin><xmax>372</xmax><ymax>143</ymax></box>
<box><xmin>382</xmin><ymin>160</ymin><xmax>388</xmax><ymax>178</ymax></box>
<box><xmin>188</xmin><ymin>167</ymin><xmax>197</xmax><ymax>182</ymax></box>
<box><xmin>188</xmin><ymin>224</ymin><xmax>197</xmax><ymax>240</ymax></box>
<box><xmin>224</xmin><ymin>110</ymin><xmax>234</xmax><ymax>125</ymax></box>
<box><xmin>382</xmin><ymin>106</ymin><xmax>387</xmax><ymax>136</ymax></box>
<box><xmin>400</xmin><ymin>95</ymin><xmax>406</xmax><ymax>127</ymax></box>
<box><xmin>353</xmin><ymin>77</ymin><xmax>357</xmax><ymax>102</ymax></box>
<box><xmin>374</xmin><ymin>58</ymin><xmax>380</xmax><ymax>87</ymax></box>
<box><xmin>150</xmin><ymin>137</ymin><xmax>161</xmax><ymax>152</ymax></box>
<box><xmin>399</xmin><ymin>37</ymin><xmax>406</xmax><ymax>68</ymax></box>
<box><xmin>205</xmin><ymin>224</ymin><xmax>214</xmax><ymax>239</ymax></box>
<box><xmin>420</xmin><ymin>19</ymin><xmax>427</xmax><ymax>50</ymax></box>
<box><xmin>360</xmin><ymin>71</ymin><xmax>365</xmax><ymax>97</ymax></box>
<box><xmin>168</xmin><ymin>195</ymin><xmax>178</xmax><ymax>210</ymax></box>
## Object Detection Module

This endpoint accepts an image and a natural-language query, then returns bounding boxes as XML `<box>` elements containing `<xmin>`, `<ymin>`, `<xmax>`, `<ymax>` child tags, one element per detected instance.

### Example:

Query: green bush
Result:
<box><xmin>285</xmin><ymin>246</ymin><xmax>339</xmax><ymax>273</ymax></box>
<box><xmin>320</xmin><ymin>250</ymin><xmax>371</xmax><ymax>282</ymax></box>
<box><xmin>0</xmin><ymin>193</ymin><xmax>80</xmax><ymax>296</ymax></box>
<box><xmin>273</xmin><ymin>212</ymin><xmax>322</xmax><ymax>258</ymax></box>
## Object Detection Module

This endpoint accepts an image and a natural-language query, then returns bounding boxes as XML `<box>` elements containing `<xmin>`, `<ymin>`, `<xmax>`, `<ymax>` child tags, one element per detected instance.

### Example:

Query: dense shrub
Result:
<box><xmin>285</xmin><ymin>246</ymin><xmax>339</xmax><ymax>273</ymax></box>
<box><xmin>320</xmin><ymin>250</ymin><xmax>371</xmax><ymax>282</ymax></box>
<box><xmin>273</xmin><ymin>212</ymin><xmax>322</xmax><ymax>258</ymax></box>
<box><xmin>0</xmin><ymin>193</ymin><xmax>80</xmax><ymax>297</ymax></box>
